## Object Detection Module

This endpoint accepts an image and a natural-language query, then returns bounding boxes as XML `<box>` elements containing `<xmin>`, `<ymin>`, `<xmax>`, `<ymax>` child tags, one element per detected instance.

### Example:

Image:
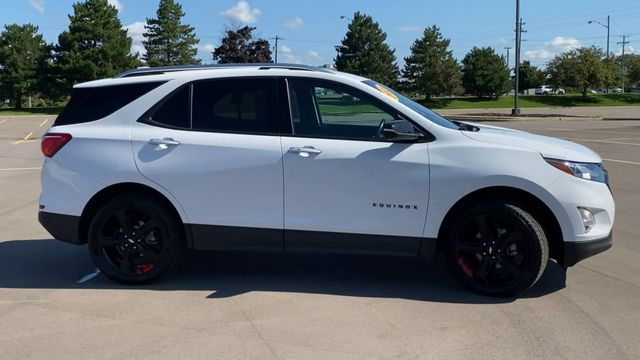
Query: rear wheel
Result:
<box><xmin>446</xmin><ymin>202</ymin><xmax>548</xmax><ymax>297</ymax></box>
<box><xmin>88</xmin><ymin>194</ymin><xmax>184</xmax><ymax>284</ymax></box>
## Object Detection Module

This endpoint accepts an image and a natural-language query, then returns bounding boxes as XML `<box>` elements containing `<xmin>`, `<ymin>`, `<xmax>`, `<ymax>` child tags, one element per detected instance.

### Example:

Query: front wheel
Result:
<box><xmin>88</xmin><ymin>194</ymin><xmax>184</xmax><ymax>284</ymax></box>
<box><xmin>446</xmin><ymin>202</ymin><xmax>549</xmax><ymax>297</ymax></box>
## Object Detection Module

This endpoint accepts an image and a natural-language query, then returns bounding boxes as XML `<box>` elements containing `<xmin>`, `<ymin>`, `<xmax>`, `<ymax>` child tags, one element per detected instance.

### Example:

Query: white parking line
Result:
<box><xmin>563</xmin><ymin>137</ymin><xmax>640</xmax><ymax>146</ymax></box>
<box><xmin>0</xmin><ymin>119</ymin><xmax>6</xmax><ymax>125</ymax></box>
<box><xmin>39</xmin><ymin>118</ymin><xmax>48</xmax><ymax>127</ymax></box>
<box><xmin>0</xmin><ymin>167</ymin><xmax>42</xmax><ymax>171</ymax></box>
<box><xmin>603</xmin><ymin>158</ymin><xmax>640</xmax><ymax>165</ymax></box>
<box><xmin>77</xmin><ymin>268</ymin><xmax>101</xmax><ymax>284</ymax></box>
<box><xmin>13</xmin><ymin>131</ymin><xmax>34</xmax><ymax>145</ymax></box>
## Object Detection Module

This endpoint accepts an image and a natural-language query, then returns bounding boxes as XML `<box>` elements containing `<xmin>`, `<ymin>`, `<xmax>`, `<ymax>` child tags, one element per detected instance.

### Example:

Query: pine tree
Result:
<box><xmin>462</xmin><ymin>47</ymin><xmax>511</xmax><ymax>98</ymax></box>
<box><xmin>212</xmin><ymin>26</ymin><xmax>272</xmax><ymax>64</ymax></box>
<box><xmin>0</xmin><ymin>24</ymin><xmax>49</xmax><ymax>108</ymax></box>
<box><xmin>402</xmin><ymin>26</ymin><xmax>461</xmax><ymax>99</ymax></box>
<box><xmin>143</xmin><ymin>0</ymin><xmax>200</xmax><ymax>66</ymax></box>
<box><xmin>335</xmin><ymin>12</ymin><xmax>399</xmax><ymax>85</ymax></box>
<box><xmin>55</xmin><ymin>0</ymin><xmax>138</xmax><ymax>89</ymax></box>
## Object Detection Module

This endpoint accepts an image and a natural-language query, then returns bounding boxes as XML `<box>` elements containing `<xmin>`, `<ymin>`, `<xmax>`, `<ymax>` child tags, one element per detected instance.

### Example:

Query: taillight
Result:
<box><xmin>41</xmin><ymin>133</ymin><xmax>72</xmax><ymax>158</ymax></box>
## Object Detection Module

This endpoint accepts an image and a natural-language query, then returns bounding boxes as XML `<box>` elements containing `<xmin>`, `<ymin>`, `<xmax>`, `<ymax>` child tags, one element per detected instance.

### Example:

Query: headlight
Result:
<box><xmin>545</xmin><ymin>158</ymin><xmax>609</xmax><ymax>184</ymax></box>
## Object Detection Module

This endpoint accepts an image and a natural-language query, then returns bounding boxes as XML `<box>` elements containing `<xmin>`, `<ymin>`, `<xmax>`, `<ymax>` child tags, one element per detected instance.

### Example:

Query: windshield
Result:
<box><xmin>362</xmin><ymin>80</ymin><xmax>459</xmax><ymax>130</ymax></box>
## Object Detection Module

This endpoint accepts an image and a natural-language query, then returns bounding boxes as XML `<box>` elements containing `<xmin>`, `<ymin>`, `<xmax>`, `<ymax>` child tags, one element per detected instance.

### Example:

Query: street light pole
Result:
<box><xmin>512</xmin><ymin>0</ymin><xmax>521</xmax><ymax>116</ymax></box>
<box><xmin>588</xmin><ymin>16</ymin><xmax>610</xmax><ymax>58</ymax></box>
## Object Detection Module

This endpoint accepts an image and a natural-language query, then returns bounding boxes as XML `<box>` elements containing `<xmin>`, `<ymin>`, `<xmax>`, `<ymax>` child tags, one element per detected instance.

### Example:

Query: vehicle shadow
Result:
<box><xmin>0</xmin><ymin>239</ymin><xmax>566</xmax><ymax>304</ymax></box>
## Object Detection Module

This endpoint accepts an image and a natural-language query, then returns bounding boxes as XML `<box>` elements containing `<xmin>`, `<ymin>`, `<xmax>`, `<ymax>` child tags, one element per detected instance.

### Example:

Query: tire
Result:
<box><xmin>88</xmin><ymin>193</ymin><xmax>184</xmax><ymax>284</ymax></box>
<box><xmin>445</xmin><ymin>201</ymin><xmax>549</xmax><ymax>297</ymax></box>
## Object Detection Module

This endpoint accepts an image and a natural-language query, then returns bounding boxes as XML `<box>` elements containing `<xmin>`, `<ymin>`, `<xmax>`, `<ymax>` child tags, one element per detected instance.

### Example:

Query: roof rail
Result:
<box><xmin>117</xmin><ymin>63</ymin><xmax>332</xmax><ymax>78</ymax></box>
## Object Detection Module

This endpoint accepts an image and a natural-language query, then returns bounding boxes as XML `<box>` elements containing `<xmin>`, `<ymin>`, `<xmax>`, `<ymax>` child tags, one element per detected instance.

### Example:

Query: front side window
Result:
<box><xmin>288</xmin><ymin>79</ymin><xmax>418</xmax><ymax>141</ymax></box>
<box><xmin>192</xmin><ymin>78</ymin><xmax>278</xmax><ymax>134</ymax></box>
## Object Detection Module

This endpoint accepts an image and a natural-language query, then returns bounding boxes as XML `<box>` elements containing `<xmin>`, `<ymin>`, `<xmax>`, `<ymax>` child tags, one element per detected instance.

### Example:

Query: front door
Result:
<box><xmin>282</xmin><ymin>78</ymin><xmax>430</xmax><ymax>255</ymax></box>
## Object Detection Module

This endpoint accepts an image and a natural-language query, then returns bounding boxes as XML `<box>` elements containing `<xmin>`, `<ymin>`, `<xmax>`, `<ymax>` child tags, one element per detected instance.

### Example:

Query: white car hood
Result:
<box><xmin>461</xmin><ymin>123</ymin><xmax>602</xmax><ymax>163</ymax></box>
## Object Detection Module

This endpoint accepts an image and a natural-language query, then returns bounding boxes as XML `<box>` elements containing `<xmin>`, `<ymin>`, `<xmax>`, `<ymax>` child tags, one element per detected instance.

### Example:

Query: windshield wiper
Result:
<box><xmin>451</xmin><ymin>120</ymin><xmax>479</xmax><ymax>132</ymax></box>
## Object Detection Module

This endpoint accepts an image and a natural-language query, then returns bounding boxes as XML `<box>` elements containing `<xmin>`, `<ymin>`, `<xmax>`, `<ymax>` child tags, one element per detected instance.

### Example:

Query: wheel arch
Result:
<box><xmin>78</xmin><ymin>182</ymin><xmax>191</xmax><ymax>247</ymax></box>
<box><xmin>436</xmin><ymin>186</ymin><xmax>564</xmax><ymax>265</ymax></box>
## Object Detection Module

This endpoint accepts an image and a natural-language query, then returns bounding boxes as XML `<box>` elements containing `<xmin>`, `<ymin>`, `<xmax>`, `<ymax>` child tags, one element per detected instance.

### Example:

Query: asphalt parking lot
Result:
<box><xmin>1</xmin><ymin>116</ymin><xmax>639</xmax><ymax>359</ymax></box>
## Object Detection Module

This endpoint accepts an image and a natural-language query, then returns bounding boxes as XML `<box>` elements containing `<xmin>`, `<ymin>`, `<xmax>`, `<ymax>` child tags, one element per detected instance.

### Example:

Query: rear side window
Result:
<box><xmin>192</xmin><ymin>78</ymin><xmax>278</xmax><ymax>134</ymax></box>
<box><xmin>146</xmin><ymin>86</ymin><xmax>190</xmax><ymax>129</ymax></box>
<box><xmin>55</xmin><ymin>82</ymin><xmax>165</xmax><ymax>126</ymax></box>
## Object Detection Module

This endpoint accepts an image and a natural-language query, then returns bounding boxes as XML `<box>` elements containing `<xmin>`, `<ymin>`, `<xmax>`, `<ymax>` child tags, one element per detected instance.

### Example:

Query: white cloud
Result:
<box><xmin>524</xmin><ymin>36</ymin><xmax>581</xmax><ymax>61</ymax></box>
<box><xmin>397</xmin><ymin>25</ymin><xmax>421</xmax><ymax>33</ymax></box>
<box><xmin>29</xmin><ymin>0</ymin><xmax>44</xmax><ymax>14</ymax></box>
<box><xmin>108</xmin><ymin>0</ymin><xmax>122</xmax><ymax>11</ymax></box>
<box><xmin>219</xmin><ymin>1</ymin><xmax>261</xmax><ymax>24</ymax></box>
<box><xmin>283</xmin><ymin>17</ymin><xmax>303</xmax><ymax>30</ymax></box>
<box><xmin>550</xmin><ymin>36</ymin><xmax>580</xmax><ymax>51</ymax></box>
<box><xmin>124</xmin><ymin>21</ymin><xmax>146</xmax><ymax>55</ymax></box>
<box><xmin>200</xmin><ymin>43</ymin><xmax>216</xmax><ymax>53</ymax></box>
<box><xmin>279</xmin><ymin>45</ymin><xmax>322</xmax><ymax>64</ymax></box>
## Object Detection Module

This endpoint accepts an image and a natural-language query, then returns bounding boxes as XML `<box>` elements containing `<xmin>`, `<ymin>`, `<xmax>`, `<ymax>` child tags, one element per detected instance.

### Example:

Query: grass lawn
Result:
<box><xmin>0</xmin><ymin>107</ymin><xmax>63</xmax><ymax>116</ymax></box>
<box><xmin>420</xmin><ymin>93</ymin><xmax>640</xmax><ymax>109</ymax></box>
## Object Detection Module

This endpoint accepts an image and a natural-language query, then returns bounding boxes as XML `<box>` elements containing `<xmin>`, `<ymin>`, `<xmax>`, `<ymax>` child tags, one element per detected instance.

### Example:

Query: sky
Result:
<box><xmin>1</xmin><ymin>0</ymin><xmax>639</xmax><ymax>69</ymax></box>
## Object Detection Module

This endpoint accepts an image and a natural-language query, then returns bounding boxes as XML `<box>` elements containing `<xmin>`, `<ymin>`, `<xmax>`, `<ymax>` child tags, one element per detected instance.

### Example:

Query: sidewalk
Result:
<box><xmin>436</xmin><ymin>106</ymin><xmax>640</xmax><ymax>121</ymax></box>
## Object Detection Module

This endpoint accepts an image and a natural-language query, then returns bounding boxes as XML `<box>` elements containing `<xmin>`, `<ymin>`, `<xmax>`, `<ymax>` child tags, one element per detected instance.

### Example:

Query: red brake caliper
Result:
<box><xmin>457</xmin><ymin>255</ymin><xmax>475</xmax><ymax>278</ymax></box>
<box><xmin>134</xmin><ymin>263</ymin><xmax>155</xmax><ymax>275</ymax></box>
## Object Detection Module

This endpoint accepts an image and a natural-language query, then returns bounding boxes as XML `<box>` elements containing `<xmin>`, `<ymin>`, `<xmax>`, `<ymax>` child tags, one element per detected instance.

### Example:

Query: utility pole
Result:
<box><xmin>272</xmin><ymin>35</ymin><xmax>282</xmax><ymax>63</ymax></box>
<box><xmin>504</xmin><ymin>46</ymin><xmax>512</xmax><ymax>70</ymax></box>
<box><xmin>607</xmin><ymin>15</ymin><xmax>610</xmax><ymax>58</ymax></box>
<box><xmin>618</xmin><ymin>35</ymin><xmax>630</xmax><ymax>92</ymax></box>
<box><xmin>512</xmin><ymin>0</ymin><xmax>524</xmax><ymax>115</ymax></box>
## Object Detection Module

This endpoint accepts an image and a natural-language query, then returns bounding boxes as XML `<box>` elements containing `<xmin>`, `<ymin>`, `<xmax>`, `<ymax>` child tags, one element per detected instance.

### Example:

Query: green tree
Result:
<box><xmin>212</xmin><ymin>26</ymin><xmax>272</xmax><ymax>63</ymax></box>
<box><xmin>461</xmin><ymin>47</ymin><xmax>511</xmax><ymax>98</ymax></box>
<box><xmin>143</xmin><ymin>0</ymin><xmax>200</xmax><ymax>66</ymax></box>
<box><xmin>627</xmin><ymin>55</ymin><xmax>640</xmax><ymax>86</ymax></box>
<box><xmin>546</xmin><ymin>47</ymin><xmax>610</xmax><ymax>96</ymax></box>
<box><xmin>401</xmin><ymin>26</ymin><xmax>461</xmax><ymax>99</ymax></box>
<box><xmin>54</xmin><ymin>0</ymin><xmax>138</xmax><ymax>90</ymax></box>
<box><xmin>518</xmin><ymin>60</ymin><xmax>545</xmax><ymax>92</ymax></box>
<box><xmin>335</xmin><ymin>12</ymin><xmax>399</xmax><ymax>85</ymax></box>
<box><xmin>0</xmin><ymin>24</ymin><xmax>49</xmax><ymax>108</ymax></box>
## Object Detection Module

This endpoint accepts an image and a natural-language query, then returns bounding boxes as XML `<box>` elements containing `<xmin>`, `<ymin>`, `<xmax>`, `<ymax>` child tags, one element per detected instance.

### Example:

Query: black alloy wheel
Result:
<box><xmin>447</xmin><ymin>202</ymin><xmax>549</xmax><ymax>297</ymax></box>
<box><xmin>88</xmin><ymin>194</ymin><xmax>183</xmax><ymax>284</ymax></box>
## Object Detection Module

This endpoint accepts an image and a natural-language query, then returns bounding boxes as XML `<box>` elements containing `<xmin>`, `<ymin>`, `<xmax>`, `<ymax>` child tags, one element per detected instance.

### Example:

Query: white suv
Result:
<box><xmin>39</xmin><ymin>64</ymin><xmax>614</xmax><ymax>296</ymax></box>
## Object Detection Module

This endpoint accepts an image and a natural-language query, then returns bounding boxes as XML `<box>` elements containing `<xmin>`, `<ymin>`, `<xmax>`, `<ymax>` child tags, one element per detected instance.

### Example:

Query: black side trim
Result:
<box><xmin>285</xmin><ymin>229</ymin><xmax>427</xmax><ymax>257</ymax></box>
<box><xmin>190</xmin><ymin>224</ymin><xmax>283</xmax><ymax>251</ymax></box>
<box><xmin>187</xmin><ymin>224</ymin><xmax>436</xmax><ymax>258</ymax></box>
<box><xmin>38</xmin><ymin>211</ymin><xmax>82</xmax><ymax>245</ymax></box>
<box><xmin>563</xmin><ymin>232</ymin><xmax>612</xmax><ymax>267</ymax></box>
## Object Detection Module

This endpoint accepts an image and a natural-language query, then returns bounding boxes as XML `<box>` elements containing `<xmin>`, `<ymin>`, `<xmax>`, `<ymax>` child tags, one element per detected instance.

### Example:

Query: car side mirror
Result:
<box><xmin>383</xmin><ymin>128</ymin><xmax>426</xmax><ymax>143</ymax></box>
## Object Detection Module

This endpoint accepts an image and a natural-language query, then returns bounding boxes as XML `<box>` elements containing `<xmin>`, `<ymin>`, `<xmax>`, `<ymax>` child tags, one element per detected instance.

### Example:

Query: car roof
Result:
<box><xmin>74</xmin><ymin>64</ymin><xmax>369</xmax><ymax>88</ymax></box>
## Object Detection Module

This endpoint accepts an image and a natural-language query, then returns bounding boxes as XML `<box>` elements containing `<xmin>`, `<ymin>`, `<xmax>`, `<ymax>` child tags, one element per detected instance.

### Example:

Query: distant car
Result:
<box><xmin>535</xmin><ymin>85</ymin><xmax>564</xmax><ymax>95</ymax></box>
<box><xmin>597</xmin><ymin>87</ymin><xmax>623</xmax><ymax>94</ymax></box>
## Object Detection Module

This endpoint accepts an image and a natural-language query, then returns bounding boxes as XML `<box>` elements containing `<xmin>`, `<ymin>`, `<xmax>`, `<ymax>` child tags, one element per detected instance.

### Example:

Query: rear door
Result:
<box><xmin>131</xmin><ymin>77</ymin><xmax>285</xmax><ymax>250</ymax></box>
<box><xmin>281</xmin><ymin>78</ymin><xmax>430</xmax><ymax>255</ymax></box>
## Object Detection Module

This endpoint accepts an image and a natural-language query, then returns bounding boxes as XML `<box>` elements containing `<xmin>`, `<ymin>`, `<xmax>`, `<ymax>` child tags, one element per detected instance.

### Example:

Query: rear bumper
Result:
<box><xmin>38</xmin><ymin>211</ymin><xmax>83</xmax><ymax>245</ymax></box>
<box><xmin>563</xmin><ymin>232</ymin><xmax>612</xmax><ymax>267</ymax></box>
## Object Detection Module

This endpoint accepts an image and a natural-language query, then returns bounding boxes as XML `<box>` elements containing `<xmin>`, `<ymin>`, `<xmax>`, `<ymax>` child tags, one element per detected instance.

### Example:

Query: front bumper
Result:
<box><xmin>38</xmin><ymin>211</ymin><xmax>83</xmax><ymax>245</ymax></box>
<box><xmin>563</xmin><ymin>232</ymin><xmax>612</xmax><ymax>267</ymax></box>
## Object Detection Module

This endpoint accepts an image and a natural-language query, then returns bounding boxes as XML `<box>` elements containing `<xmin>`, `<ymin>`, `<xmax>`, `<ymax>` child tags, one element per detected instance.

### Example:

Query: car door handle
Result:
<box><xmin>149</xmin><ymin>138</ymin><xmax>180</xmax><ymax>146</ymax></box>
<box><xmin>288</xmin><ymin>146</ymin><xmax>322</xmax><ymax>155</ymax></box>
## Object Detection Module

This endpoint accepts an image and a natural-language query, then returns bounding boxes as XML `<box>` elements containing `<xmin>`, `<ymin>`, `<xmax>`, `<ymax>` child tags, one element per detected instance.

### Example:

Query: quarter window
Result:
<box><xmin>192</xmin><ymin>78</ymin><xmax>278</xmax><ymax>134</ymax></box>
<box><xmin>147</xmin><ymin>86</ymin><xmax>190</xmax><ymax>129</ymax></box>
<box><xmin>55</xmin><ymin>81</ymin><xmax>165</xmax><ymax>126</ymax></box>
